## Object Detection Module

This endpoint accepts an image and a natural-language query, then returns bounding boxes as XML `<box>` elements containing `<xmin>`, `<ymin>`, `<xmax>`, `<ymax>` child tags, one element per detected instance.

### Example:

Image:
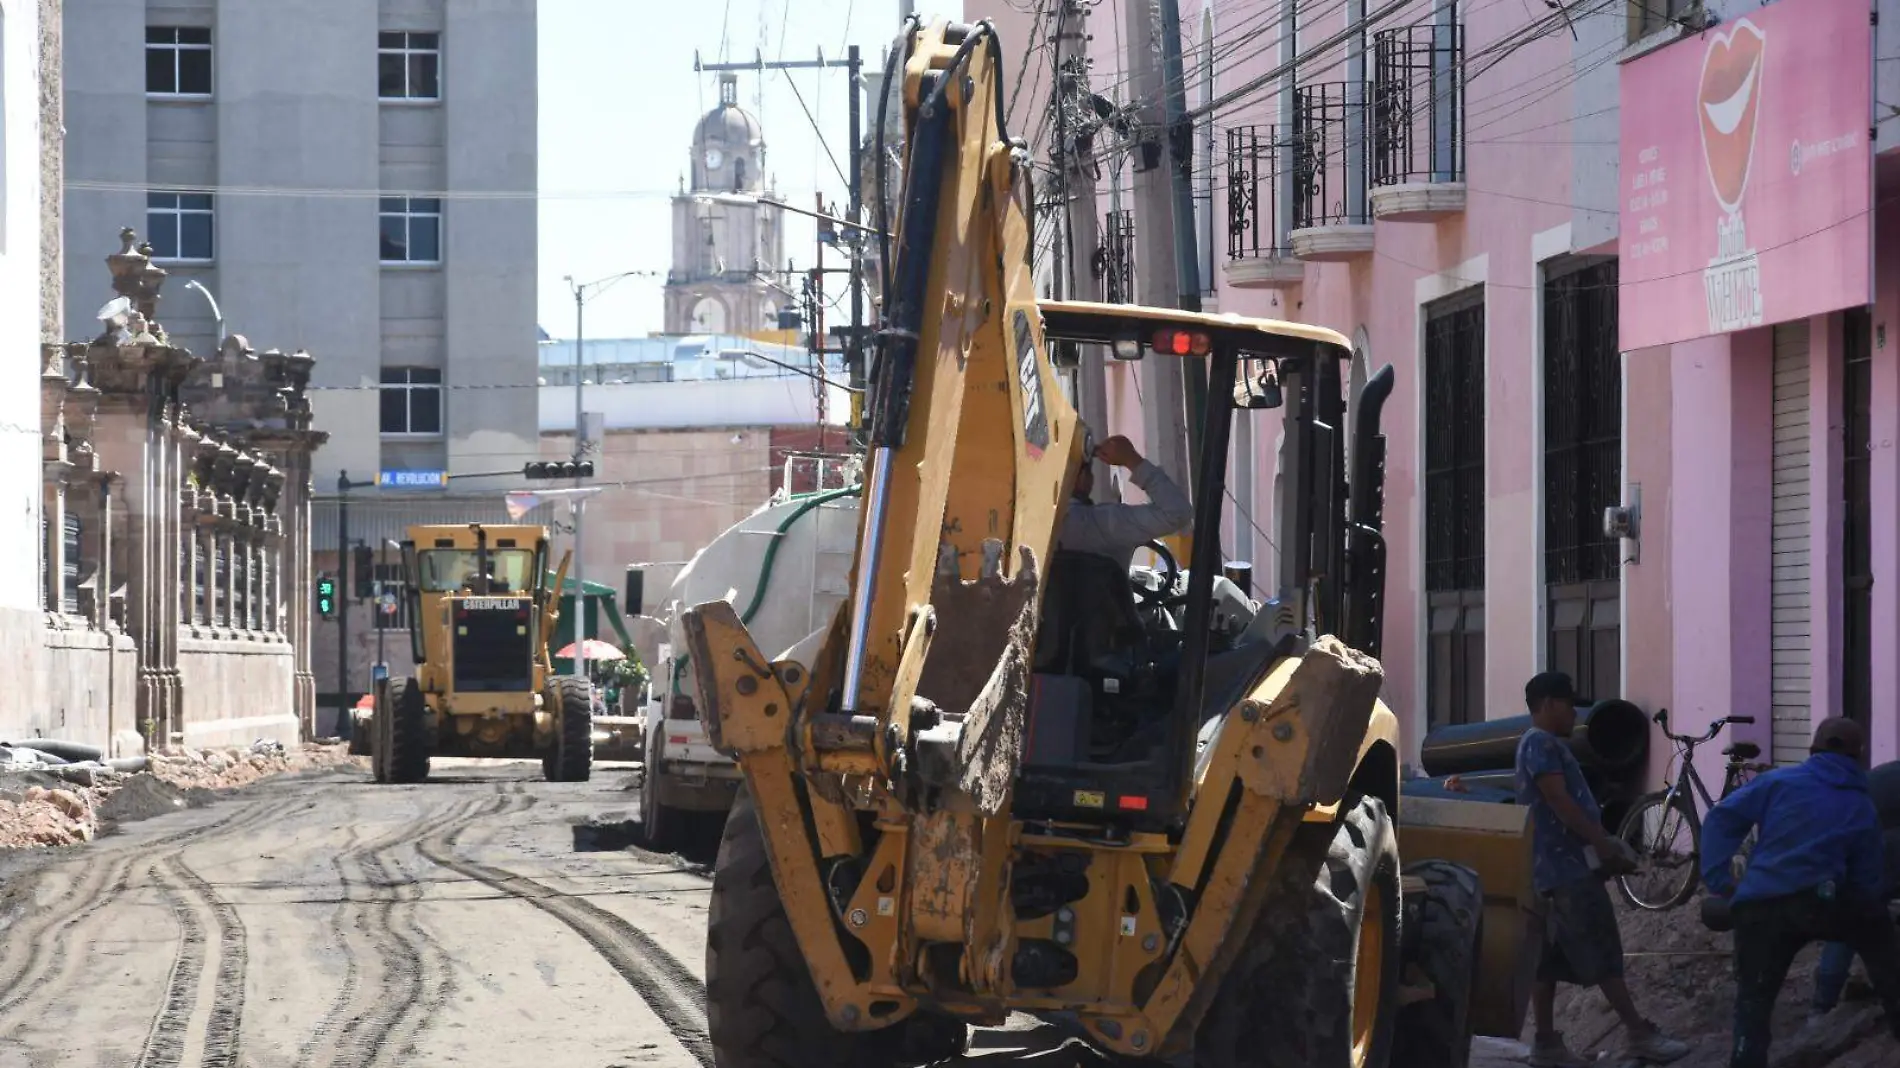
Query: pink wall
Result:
<box><xmin>1622</xmin><ymin>351</ymin><xmax>1673</xmax><ymax>759</ymax></box>
<box><xmin>1210</xmin><ymin>3</ymin><xmax>1577</xmax><ymax>753</ymax></box>
<box><xmin>1868</xmin><ymin>206</ymin><xmax>1900</xmax><ymax>765</ymax></box>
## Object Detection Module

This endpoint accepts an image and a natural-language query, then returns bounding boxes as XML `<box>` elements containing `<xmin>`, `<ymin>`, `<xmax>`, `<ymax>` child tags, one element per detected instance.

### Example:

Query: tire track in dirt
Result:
<box><xmin>298</xmin><ymin>794</ymin><xmax>515</xmax><ymax>1068</ymax></box>
<box><xmin>417</xmin><ymin>793</ymin><xmax>715</xmax><ymax>1068</ymax></box>
<box><xmin>0</xmin><ymin>795</ymin><xmax>301</xmax><ymax>1038</ymax></box>
<box><xmin>130</xmin><ymin>798</ymin><xmax>310</xmax><ymax>1068</ymax></box>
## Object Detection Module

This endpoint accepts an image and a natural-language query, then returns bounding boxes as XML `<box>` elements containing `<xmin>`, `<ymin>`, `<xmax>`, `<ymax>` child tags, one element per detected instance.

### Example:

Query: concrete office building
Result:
<box><xmin>63</xmin><ymin>0</ymin><xmax>539</xmax><ymax>726</ymax></box>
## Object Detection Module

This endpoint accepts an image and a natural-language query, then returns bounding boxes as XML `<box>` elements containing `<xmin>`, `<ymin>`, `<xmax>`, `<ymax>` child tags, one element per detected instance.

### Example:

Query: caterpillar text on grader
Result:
<box><xmin>679</xmin><ymin>17</ymin><xmax>1536</xmax><ymax>1068</ymax></box>
<box><xmin>364</xmin><ymin>523</ymin><xmax>595</xmax><ymax>784</ymax></box>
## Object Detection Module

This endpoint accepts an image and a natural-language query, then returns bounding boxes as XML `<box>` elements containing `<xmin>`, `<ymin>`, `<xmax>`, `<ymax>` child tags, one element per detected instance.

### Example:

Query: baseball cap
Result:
<box><xmin>1810</xmin><ymin>716</ymin><xmax>1866</xmax><ymax>759</ymax></box>
<box><xmin>1524</xmin><ymin>671</ymin><xmax>1577</xmax><ymax>709</ymax></box>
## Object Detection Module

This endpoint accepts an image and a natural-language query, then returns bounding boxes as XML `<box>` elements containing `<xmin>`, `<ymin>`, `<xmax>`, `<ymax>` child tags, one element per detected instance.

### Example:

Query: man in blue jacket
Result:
<box><xmin>1702</xmin><ymin>717</ymin><xmax>1900</xmax><ymax>1068</ymax></box>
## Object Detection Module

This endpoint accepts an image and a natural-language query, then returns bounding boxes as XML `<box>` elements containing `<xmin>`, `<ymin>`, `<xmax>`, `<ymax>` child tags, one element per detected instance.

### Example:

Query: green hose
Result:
<box><xmin>671</xmin><ymin>485</ymin><xmax>862</xmax><ymax>691</ymax></box>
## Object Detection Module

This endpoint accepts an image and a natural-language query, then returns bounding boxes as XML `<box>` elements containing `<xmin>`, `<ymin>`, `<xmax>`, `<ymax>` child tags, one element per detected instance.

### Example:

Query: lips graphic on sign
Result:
<box><xmin>1697</xmin><ymin>19</ymin><xmax>1766</xmax><ymax>214</ymax></box>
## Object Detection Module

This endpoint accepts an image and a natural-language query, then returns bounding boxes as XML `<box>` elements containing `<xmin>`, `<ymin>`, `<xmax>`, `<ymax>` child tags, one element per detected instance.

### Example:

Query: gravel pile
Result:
<box><xmin>0</xmin><ymin>740</ymin><xmax>349</xmax><ymax>850</ymax></box>
<box><xmin>1538</xmin><ymin>891</ymin><xmax>1899</xmax><ymax>1068</ymax></box>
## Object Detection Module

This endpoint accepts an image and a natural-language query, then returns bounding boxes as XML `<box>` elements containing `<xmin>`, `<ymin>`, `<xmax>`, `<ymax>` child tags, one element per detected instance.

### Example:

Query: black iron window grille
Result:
<box><xmin>1542</xmin><ymin>260</ymin><xmax>1622</xmax><ymax>586</ymax></box>
<box><xmin>1844</xmin><ymin>306</ymin><xmax>1873</xmax><ymax>727</ymax></box>
<box><xmin>1226</xmin><ymin>125</ymin><xmax>1293</xmax><ymax>260</ymax></box>
<box><xmin>1424</xmin><ymin>291</ymin><xmax>1486</xmax><ymax>592</ymax></box>
<box><xmin>1372</xmin><ymin>24</ymin><xmax>1465</xmax><ymax>187</ymax></box>
<box><xmin>1291</xmin><ymin>83</ymin><xmax>1367</xmax><ymax>229</ymax></box>
<box><xmin>1095</xmin><ymin>209</ymin><xmax>1137</xmax><ymax>304</ymax></box>
<box><xmin>194</xmin><ymin>536</ymin><xmax>209</xmax><ymax>625</ymax></box>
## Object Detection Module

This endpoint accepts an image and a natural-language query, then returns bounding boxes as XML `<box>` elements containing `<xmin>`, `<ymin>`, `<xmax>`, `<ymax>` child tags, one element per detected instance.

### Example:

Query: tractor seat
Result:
<box><xmin>1724</xmin><ymin>741</ymin><xmax>1762</xmax><ymax>761</ymax></box>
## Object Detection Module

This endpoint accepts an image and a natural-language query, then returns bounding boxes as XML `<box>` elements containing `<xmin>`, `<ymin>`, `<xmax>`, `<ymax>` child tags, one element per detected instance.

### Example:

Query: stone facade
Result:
<box><xmin>32</xmin><ymin>230</ymin><xmax>327</xmax><ymax>752</ymax></box>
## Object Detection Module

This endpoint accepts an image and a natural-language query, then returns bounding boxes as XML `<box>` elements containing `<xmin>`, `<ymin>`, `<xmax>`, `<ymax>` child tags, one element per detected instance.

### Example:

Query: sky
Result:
<box><xmin>536</xmin><ymin>0</ymin><xmax>967</xmax><ymax>342</ymax></box>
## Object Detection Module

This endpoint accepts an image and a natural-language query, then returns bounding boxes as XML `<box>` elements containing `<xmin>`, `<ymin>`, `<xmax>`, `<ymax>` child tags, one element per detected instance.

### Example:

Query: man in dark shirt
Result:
<box><xmin>1702</xmin><ymin>717</ymin><xmax>1900</xmax><ymax>1068</ymax></box>
<box><xmin>1515</xmin><ymin>672</ymin><xmax>1689</xmax><ymax>1067</ymax></box>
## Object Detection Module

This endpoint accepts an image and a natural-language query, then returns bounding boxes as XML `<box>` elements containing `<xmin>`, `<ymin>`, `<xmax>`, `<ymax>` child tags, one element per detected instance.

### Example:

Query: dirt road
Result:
<box><xmin>0</xmin><ymin>760</ymin><xmax>722</xmax><ymax>1068</ymax></box>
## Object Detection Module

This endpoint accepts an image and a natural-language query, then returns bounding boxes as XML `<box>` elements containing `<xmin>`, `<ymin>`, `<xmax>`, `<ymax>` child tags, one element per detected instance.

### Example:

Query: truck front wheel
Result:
<box><xmin>544</xmin><ymin>676</ymin><xmax>594</xmax><ymax>783</ymax></box>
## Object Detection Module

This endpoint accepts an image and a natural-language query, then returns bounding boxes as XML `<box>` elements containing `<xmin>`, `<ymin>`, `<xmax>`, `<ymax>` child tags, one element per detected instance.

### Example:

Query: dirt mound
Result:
<box><xmin>1535</xmin><ymin>891</ymin><xmax>1898</xmax><ymax>1068</ymax></box>
<box><xmin>2</xmin><ymin>742</ymin><xmax>349</xmax><ymax>849</ymax></box>
<box><xmin>96</xmin><ymin>774</ymin><xmax>192</xmax><ymax>823</ymax></box>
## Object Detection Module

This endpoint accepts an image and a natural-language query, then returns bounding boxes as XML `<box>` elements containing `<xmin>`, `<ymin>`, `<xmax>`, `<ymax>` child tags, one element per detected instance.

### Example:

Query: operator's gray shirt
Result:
<box><xmin>1057</xmin><ymin>460</ymin><xmax>1194</xmax><ymax>567</ymax></box>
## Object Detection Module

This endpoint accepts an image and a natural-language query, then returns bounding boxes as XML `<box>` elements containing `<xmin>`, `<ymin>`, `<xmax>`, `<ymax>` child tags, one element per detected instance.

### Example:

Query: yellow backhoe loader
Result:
<box><xmin>679</xmin><ymin>17</ymin><xmax>1533</xmax><ymax>1068</ymax></box>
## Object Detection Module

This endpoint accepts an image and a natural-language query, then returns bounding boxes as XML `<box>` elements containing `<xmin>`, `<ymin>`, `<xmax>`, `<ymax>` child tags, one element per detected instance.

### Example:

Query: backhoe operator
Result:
<box><xmin>1058</xmin><ymin>430</ymin><xmax>1193</xmax><ymax>566</ymax></box>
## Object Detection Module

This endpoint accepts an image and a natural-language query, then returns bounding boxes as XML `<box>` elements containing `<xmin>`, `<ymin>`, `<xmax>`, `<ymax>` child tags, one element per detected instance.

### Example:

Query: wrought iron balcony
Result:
<box><xmin>1371</xmin><ymin>23</ymin><xmax>1467</xmax><ymax>221</ymax></box>
<box><xmin>1290</xmin><ymin>82</ymin><xmax>1374</xmax><ymax>261</ymax></box>
<box><xmin>1223</xmin><ymin>125</ymin><xmax>1305</xmax><ymax>288</ymax></box>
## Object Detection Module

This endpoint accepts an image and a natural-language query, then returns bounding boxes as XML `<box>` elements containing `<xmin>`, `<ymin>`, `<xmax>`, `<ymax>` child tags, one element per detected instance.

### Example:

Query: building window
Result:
<box><xmin>147</xmin><ymin>192</ymin><xmax>215</xmax><ymax>262</ymax></box>
<box><xmin>1629</xmin><ymin>0</ymin><xmax>1696</xmax><ymax>42</ymax></box>
<box><xmin>380</xmin><ymin>197</ymin><xmax>442</xmax><ymax>264</ymax></box>
<box><xmin>1424</xmin><ymin>288</ymin><xmax>1485</xmax><ymax>729</ymax></box>
<box><xmin>1542</xmin><ymin>259</ymin><xmax>1621</xmax><ymax>703</ymax></box>
<box><xmin>147</xmin><ymin>27</ymin><xmax>213</xmax><ymax>97</ymax></box>
<box><xmin>380</xmin><ymin>367</ymin><xmax>443</xmax><ymax>436</ymax></box>
<box><xmin>379</xmin><ymin>32</ymin><xmax>440</xmax><ymax>101</ymax></box>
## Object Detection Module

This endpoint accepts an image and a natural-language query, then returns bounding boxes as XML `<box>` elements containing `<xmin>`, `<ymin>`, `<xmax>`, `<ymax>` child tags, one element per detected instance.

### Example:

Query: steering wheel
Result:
<box><xmin>1134</xmin><ymin>539</ymin><xmax>1183</xmax><ymax>606</ymax></box>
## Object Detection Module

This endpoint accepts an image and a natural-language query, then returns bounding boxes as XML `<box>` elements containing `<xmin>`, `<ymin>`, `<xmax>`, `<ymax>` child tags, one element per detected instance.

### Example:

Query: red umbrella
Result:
<box><xmin>554</xmin><ymin>638</ymin><xmax>624</xmax><ymax>661</ymax></box>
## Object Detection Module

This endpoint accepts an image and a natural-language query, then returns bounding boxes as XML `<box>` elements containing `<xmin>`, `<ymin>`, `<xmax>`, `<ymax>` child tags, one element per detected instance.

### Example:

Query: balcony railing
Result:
<box><xmin>1291</xmin><ymin>82</ymin><xmax>1367</xmax><ymax>231</ymax></box>
<box><xmin>1227</xmin><ymin>125</ymin><xmax>1290</xmax><ymax>260</ymax></box>
<box><xmin>1224</xmin><ymin>125</ymin><xmax>1306</xmax><ymax>286</ymax></box>
<box><xmin>1371</xmin><ymin>23</ymin><xmax>1467</xmax><ymax>219</ymax></box>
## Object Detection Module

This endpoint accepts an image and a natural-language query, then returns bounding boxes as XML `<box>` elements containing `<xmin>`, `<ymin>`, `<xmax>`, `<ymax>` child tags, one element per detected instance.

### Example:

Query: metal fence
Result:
<box><xmin>1372</xmin><ymin>24</ymin><xmax>1465</xmax><ymax>188</ymax></box>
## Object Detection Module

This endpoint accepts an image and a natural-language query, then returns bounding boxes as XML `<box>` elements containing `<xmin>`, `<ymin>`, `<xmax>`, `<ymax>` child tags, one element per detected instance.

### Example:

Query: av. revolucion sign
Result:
<box><xmin>1618</xmin><ymin>0</ymin><xmax>1871</xmax><ymax>351</ymax></box>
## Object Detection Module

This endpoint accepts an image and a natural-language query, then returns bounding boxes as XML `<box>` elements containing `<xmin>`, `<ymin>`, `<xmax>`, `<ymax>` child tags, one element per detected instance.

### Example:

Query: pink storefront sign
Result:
<box><xmin>1618</xmin><ymin>0</ymin><xmax>1872</xmax><ymax>352</ymax></box>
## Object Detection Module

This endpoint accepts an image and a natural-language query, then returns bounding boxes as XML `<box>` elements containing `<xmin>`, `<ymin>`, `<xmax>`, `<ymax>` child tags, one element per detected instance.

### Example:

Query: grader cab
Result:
<box><xmin>367</xmin><ymin>523</ymin><xmax>595</xmax><ymax>784</ymax></box>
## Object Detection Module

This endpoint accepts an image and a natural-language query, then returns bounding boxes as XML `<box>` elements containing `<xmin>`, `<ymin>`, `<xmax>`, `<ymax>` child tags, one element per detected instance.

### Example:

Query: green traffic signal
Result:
<box><xmin>316</xmin><ymin>575</ymin><xmax>338</xmax><ymax>618</ymax></box>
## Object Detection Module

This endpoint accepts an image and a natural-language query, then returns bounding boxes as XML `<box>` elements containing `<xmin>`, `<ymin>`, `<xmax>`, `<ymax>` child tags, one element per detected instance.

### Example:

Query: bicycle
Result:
<box><xmin>1613</xmin><ymin>707</ymin><xmax>1773</xmax><ymax>911</ymax></box>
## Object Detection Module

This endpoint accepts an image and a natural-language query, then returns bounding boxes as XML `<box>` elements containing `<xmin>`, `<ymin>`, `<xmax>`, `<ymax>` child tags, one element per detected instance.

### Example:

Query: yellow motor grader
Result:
<box><xmin>679</xmin><ymin>17</ymin><xmax>1534</xmax><ymax>1068</ymax></box>
<box><xmin>367</xmin><ymin>523</ymin><xmax>595</xmax><ymax>784</ymax></box>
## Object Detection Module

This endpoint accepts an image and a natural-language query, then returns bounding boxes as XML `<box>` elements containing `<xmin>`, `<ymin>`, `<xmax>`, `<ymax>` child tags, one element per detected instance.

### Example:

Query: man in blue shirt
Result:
<box><xmin>1702</xmin><ymin>717</ymin><xmax>1900</xmax><ymax>1068</ymax></box>
<box><xmin>1515</xmin><ymin>672</ymin><xmax>1689</xmax><ymax>1067</ymax></box>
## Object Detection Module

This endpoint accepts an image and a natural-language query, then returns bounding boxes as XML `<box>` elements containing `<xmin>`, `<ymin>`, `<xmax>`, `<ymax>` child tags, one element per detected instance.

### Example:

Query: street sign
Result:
<box><xmin>378</xmin><ymin>469</ymin><xmax>447</xmax><ymax>490</ymax></box>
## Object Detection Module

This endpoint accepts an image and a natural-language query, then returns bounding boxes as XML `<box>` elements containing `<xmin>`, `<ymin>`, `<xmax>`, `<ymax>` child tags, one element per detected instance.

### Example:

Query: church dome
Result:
<box><xmin>695</xmin><ymin>73</ymin><xmax>764</xmax><ymax>150</ymax></box>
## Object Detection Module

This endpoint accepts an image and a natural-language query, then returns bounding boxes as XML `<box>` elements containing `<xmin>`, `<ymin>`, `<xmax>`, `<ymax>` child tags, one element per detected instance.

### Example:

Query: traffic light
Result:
<box><xmin>352</xmin><ymin>544</ymin><xmax>375</xmax><ymax>598</ymax></box>
<box><xmin>523</xmin><ymin>460</ymin><xmax>595</xmax><ymax>480</ymax></box>
<box><xmin>316</xmin><ymin>574</ymin><xmax>338</xmax><ymax>619</ymax></box>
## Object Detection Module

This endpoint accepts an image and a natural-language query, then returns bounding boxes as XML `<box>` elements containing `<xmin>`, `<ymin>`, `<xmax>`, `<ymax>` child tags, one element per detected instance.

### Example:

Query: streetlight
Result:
<box><xmin>182</xmin><ymin>279</ymin><xmax>225</xmax><ymax>344</ymax></box>
<box><xmin>559</xmin><ymin>269</ymin><xmax>658</xmax><ymax>682</ymax></box>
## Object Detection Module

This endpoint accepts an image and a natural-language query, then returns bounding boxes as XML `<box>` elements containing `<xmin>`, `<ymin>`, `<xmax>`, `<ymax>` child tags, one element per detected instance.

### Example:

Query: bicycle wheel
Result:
<box><xmin>1615</xmin><ymin>790</ymin><xmax>1702</xmax><ymax>911</ymax></box>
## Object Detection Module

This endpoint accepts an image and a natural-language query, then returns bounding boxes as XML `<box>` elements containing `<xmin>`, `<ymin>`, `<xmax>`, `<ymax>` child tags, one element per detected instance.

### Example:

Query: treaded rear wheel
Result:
<box><xmin>546</xmin><ymin>676</ymin><xmax>594</xmax><ymax>783</ymax></box>
<box><xmin>707</xmin><ymin>786</ymin><xmax>964</xmax><ymax>1068</ymax></box>
<box><xmin>1392</xmin><ymin>860</ymin><xmax>1483</xmax><ymax>1068</ymax></box>
<box><xmin>639</xmin><ymin>722</ymin><xmax>678</xmax><ymax>850</ymax></box>
<box><xmin>384</xmin><ymin>677</ymin><xmax>430</xmax><ymax>784</ymax></box>
<box><xmin>1193</xmin><ymin>793</ymin><xmax>1402</xmax><ymax>1068</ymax></box>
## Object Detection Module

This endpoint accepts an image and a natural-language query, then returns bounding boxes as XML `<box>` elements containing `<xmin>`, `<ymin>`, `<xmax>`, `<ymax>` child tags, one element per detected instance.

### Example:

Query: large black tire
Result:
<box><xmin>707</xmin><ymin>787</ymin><xmax>966</xmax><ymax>1068</ymax></box>
<box><xmin>1615</xmin><ymin>790</ymin><xmax>1701</xmax><ymax>911</ymax></box>
<box><xmin>545</xmin><ymin>676</ymin><xmax>594</xmax><ymax>783</ymax></box>
<box><xmin>639</xmin><ymin>721</ymin><xmax>679</xmax><ymax>851</ymax></box>
<box><xmin>1392</xmin><ymin>861</ymin><xmax>1483</xmax><ymax>1068</ymax></box>
<box><xmin>1194</xmin><ymin>793</ymin><xmax>1403</xmax><ymax>1068</ymax></box>
<box><xmin>383</xmin><ymin>677</ymin><xmax>431</xmax><ymax>784</ymax></box>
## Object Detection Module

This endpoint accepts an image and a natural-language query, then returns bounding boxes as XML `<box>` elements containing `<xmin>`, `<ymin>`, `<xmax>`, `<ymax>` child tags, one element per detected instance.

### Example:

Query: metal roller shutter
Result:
<box><xmin>1771</xmin><ymin>320</ymin><xmax>1812</xmax><ymax>765</ymax></box>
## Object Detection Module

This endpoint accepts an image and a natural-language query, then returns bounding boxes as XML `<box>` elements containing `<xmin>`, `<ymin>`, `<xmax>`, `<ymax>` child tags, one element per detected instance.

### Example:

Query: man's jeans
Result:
<box><xmin>1729</xmin><ymin>892</ymin><xmax>1900</xmax><ymax>1068</ymax></box>
<box><xmin>1813</xmin><ymin>941</ymin><xmax>1857</xmax><ymax>1015</ymax></box>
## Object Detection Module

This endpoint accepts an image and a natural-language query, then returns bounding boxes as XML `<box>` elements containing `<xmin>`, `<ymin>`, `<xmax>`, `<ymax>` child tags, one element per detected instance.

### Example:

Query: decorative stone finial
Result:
<box><xmin>107</xmin><ymin>229</ymin><xmax>149</xmax><ymax>302</ymax></box>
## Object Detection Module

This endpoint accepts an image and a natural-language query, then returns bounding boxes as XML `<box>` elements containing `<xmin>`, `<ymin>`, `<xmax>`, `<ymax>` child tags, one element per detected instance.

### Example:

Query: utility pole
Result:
<box><xmin>334</xmin><ymin>471</ymin><xmax>375</xmax><ymax>738</ymax></box>
<box><xmin>1053</xmin><ymin>0</ymin><xmax>1114</xmax><ymax>500</ymax></box>
<box><xmin>1123</xmin><ymin>1</ymin><xmax>1195</xmax><ymax>494</ymax></box>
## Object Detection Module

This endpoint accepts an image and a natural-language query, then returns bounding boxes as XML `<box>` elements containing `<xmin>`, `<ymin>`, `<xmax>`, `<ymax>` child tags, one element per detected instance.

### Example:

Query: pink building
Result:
<box><xmin>972</xmin><ymin>0</ymin><xmax>1900</xmax><ymax>776</ymax></box>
